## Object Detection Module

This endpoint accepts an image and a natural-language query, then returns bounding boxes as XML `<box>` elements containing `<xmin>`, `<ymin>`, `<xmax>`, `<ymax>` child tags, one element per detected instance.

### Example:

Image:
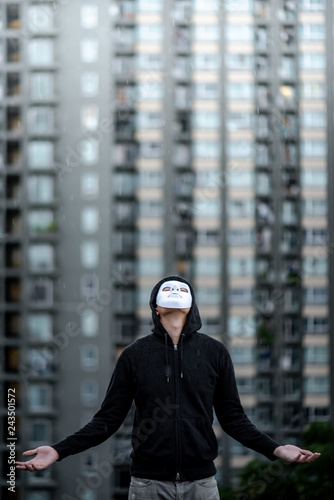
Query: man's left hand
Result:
<box><xmin>274</xmin><ymin>444</ymin><xmax>321</xmax><ymax>463</ymax></box>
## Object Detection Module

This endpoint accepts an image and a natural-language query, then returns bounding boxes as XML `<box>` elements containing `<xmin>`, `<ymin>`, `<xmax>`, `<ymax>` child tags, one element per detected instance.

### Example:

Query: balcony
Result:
<box><xmin>7</xmin><ymin>72</ymin><xmax>21</xmax><ymax>96</ymax></box>
<box><xmin>4</xmin><ymin>312</ymin><xmax>21</xmax><ymax>337</ymax></box>
<box><xmin>7</xmin><ymin>107</ymin><xmax>21</xmax><ymax>132</ymax></box>
<box><xmin>5</xmin><ymin>278</ymin><xmax>21</xmax><ymax>303</ymax></box>
<box><xmin>174</xmin><ymin>27</ymin><xmax>191</xmax><ymax>54</ymax></box>
<box><xmin>5</xmin><ymin>244</ymin><xmax>22</xmax><ymax>269</ymax></box>
<box><xmin>6</xmin><ymin>141</ymin><xmax>21</xmax><ymax>167</ymax></box>
<box><xmin>7</xmin><ymin>38</ymin><xmax>20</xmax><ymax>63</ymax></box>
<box><xmin>6</xmin><ymin>4</ymin><xmax>20</xmax><ymax>30</ymax></box>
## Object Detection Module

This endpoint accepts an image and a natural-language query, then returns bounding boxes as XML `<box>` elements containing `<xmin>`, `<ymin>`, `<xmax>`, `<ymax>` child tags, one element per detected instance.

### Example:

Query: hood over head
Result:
<box><xmin>150</xmin><ymin>275</ymin><xmax>202</xmax><ymax>341</ymax></box>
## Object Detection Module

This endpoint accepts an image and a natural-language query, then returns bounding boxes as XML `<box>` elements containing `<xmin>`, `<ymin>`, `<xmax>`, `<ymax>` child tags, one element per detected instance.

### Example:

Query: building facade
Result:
<box><xmin>0</xmin><ymin>0</ymin><xmax>333</xmax><ymax>499</ymax></box>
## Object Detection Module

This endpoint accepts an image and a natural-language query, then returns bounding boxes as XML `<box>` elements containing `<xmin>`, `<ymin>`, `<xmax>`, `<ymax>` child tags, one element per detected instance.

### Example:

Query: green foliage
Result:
<box><xmin>231</xmin><ymin>421</ymin><xmax>334</xmax><ymax>500</ymax></box>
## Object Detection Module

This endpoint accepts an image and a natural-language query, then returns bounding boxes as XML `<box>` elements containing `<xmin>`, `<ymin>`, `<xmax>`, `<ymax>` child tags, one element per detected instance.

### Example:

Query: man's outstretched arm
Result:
<box><xmin>16</xmin><ymin>446</ymin><xmax>59</xmax><ymax>472</ymax></box>
<box><xmin>273</xmin><ymin>444</ymin><xmax>320</xmax><ymax>463</ymax></box>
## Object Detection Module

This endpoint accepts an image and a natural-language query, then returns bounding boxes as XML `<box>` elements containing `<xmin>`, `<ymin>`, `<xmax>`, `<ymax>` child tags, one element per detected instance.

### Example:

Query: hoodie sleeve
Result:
<box><xmin>213</xmin><ymin>345</ymin><xmax>280</xmax><ymax>461</ymax></box>
<box><xmin>51</xmin><ymin>347</ymin><xmax>135</xmax><ymax>461</ymax></box>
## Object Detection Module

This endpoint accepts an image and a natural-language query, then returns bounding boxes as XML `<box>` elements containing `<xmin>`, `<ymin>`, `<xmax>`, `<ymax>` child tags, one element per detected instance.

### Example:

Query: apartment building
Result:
<box><xmin>0</xmin><ymin>0</ymin><xmax>332</xmax><ymax>499</ymax></box>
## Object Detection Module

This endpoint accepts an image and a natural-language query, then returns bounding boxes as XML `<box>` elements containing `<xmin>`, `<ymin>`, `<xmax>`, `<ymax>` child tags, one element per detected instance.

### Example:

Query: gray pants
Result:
<box><xmin>128</xmin><ymin>475</ymin><xmax>220</xmax><ymax>500</ymax></box>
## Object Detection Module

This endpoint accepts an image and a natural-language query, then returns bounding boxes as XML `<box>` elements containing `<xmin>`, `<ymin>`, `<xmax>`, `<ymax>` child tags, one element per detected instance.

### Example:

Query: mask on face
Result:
<box><xmin>156</xmin><ymin>280</ymin><xmax>192</xmax><ymax>309</ymax></box>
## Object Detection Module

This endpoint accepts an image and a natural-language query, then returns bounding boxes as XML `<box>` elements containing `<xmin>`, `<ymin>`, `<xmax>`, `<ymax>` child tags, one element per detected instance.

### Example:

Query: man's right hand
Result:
<box><xmin>16</xmin><ymin>446</ymin><xmax>59</xmax><ymax>472</ymax></box>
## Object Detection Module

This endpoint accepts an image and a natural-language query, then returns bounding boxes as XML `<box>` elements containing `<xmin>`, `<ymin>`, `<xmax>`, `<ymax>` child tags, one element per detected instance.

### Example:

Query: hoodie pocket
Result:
<box><xmin>180</xmin><ymin>418</ymin><xmax>218</xmax><ymax>466</ymax></box>
<box><xmin>131</xmin><ymin>418</ymin><xmax>176</xmax><ymax>464</ymax></box>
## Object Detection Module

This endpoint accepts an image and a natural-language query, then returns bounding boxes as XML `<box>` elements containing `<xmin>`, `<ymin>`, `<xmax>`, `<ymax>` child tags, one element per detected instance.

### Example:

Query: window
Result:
<box><xmin>300</xmin><ymin>111</ymin><xmax>326</xmax><ymax>128</ymax></box>
<box><xmin>228</xmin><ymin>200</ymin><xmax>254</xmax><ymax>217</ymax></box>
<box><xmin>298</xmin><ymin>0</ymin><xmax>325</xmax><ymax>10</ymax></box>
<box><xmin>304</xmin><ymin>346</ymin><xmax>328</xmax><ymax>364</ymax></box>
<box><xmin>81</xmin><ymin>380</ymin><xmax>98</xmax><ymax>405</ymax></box>
<box><xmin>81</xmin><ymin>173</ymin><xmax>99</xmax><ymax>199</ymax></box>
<box><xmin>303</xmin><ymin>227</ymin><xmax>327</xmax><ymax>245</ymax></box>
<box><xmin>228</xmin><ymin>229</ymin><xmax>254</xmax><ymax>246</ymax></box>
<box><xmin>229</xmin><ymin>170</ymin><xmax>254</xmax><ymax>188</ymax></box>
<box><xmin>229</xmin><ymin>258</ymin><xmax>254</xmax><ymax>276</ymax></box>
<box><xmin>81</xmin><ymin>345</ymin><xmax>99</xmax><ymax>371</ymax></box>
<box><xmin>81</xmin><ymin>106</ymin><xmax>99</xmax><ymax>130</ymax></box>
<box><xmin>28</xmin><ymin>40</ymin><xmax>54</xmax><ymax>66</ymax></box>
<box><xmin>137</xmin><ymin>170</ymin><xmax>164</xmax><ymax>188</ymax></box>
<box><xmin>304</xmin><ymin>287</ymin><xmax>328</xmax><ymax>305</ymax></box>
<box><xmin>226</xmin><ymin>0</ymin><xmax>253</xmax><ymax>11</ymax></box>
<box><xmin>227</xmin><ymin>141</ymin><xmax>253</xmax><ymax>159</ymax></box>
<box><xmin>81</xmin><ymin>72</ymin><xmax>99</xmax><ymax>96</ymax></box>
<box><xmin>193</xmin><ymin>141</ymin><xmax>220</xmax><ymax>158</ymax></box>
<box><xmin>27</xmin><ymin>176</ymin><xmax>54</xmax><ymax>203</ymax></box>
<box><xmin>81</xmin><ymin>274</ymin><xmax>99</xmax><ymax>299</ymax></box>
<box><xmin>79</xmin><ymin>138</ymin><xmax>99</xmax><ymax>165</ymax></box>
<box><xmin>193</xmin><ymin>25</ymin><xmax>220</xmax><ymax>40</ymax></box>
<box><xmin>136</xmin><ymin>112</ymin><xmax>164</xmax><ymax>129</ymax></box>
<box><xmin>299</xmin><ymin>25</ymin><xmax>325</xmax><ymax>41</ymax></box>
<box><xmin>30</xmin><ymin>73</ymin><xmax>54</xmax><ymax>100</ymax></box>
<box><xmin>28</xmin><ymin>384</ymin><xmax>52</xmax><ymax>411</ymax></box>
<box><xmin>28</xmin><ymin>210</ymin><xmax>55</xmax><ymax>234</ymax></box>
<box><xmin>236</xmin><ymin>377</ymin><xmax>255</xmax><ymax>394</ymax></box>
<box><xmin>27</xmin><ymin>314</ymin><xmax>53</xmax><ymax>341</ymax></box>
<box><xmin>192</xmin><ymin>54</ymin><xmax>221</xmax><ymax>70</ymax></box>
<box><xmin>228</xmin><ymin>316</ymin><xmax>256</xmax><ymax>338</ymax></box>
<box><xmin>193</xmin><ymin>199</ymin><xmax>220</xmax><ymax>217</ymax></box>
<box><xmin>138</xmin><ymin>199</ymin><xmax>163</xmax><ymax>217</ymax></box>
<box><xmin>303</xmin><ymin>316</ymin><xmax>328</xmax><ymax>334</ymax></box>
<box><xmin>137</xmin><ymin>24</ymin><xmax>163</xmax><ymax>41</ymax></box>
<box><xmin>226</xmin><ymin>83</ymin><xmax>254</xmax><ymax>100</ymax></box>
<box><xmin>139</xmin><ymin>142</ymin><xmax>163</xmax><ymax>158</ymax></box>
<box><xmin>192</xmin><ymin>83</ymin><xmax>220</xmax><ymax>99</ymax></box>
<box><xmin>195</xmin><ymin>287</ymin><xmax>221</xmax><ymax>306</ymax></box>
<box><xmin>137</xmin><ymin>257</ymin><xmax>163</xmax><ymax>276</ymax></box>
<box><xmin>81</xmin><ymin>309</ymin><xmax>99</xmax><ymax>337</ymax></box>
<box><xmin>230</xmin><ymin>347</ymin><xmax>255</xmax><ymax>364</ymax></box>
<box><xmin>81</xmin><ymin>207</ymin><xmax>99</xmax><ymax>234</ymax></box>
<box><xmin>194</xmin><ymin>257</ymin><xmax>221</xmax><ymax>276</ymax></box>
<box><xmin>138</xmin><ymin>0</ymin><xmax>163</xmax><ymax>12</ymax></box>
<box><xmin>137</xmin><ymin>82</ymin><xmax>163</xmax><ymax>100</ymax></box>
<box><xmin>301</xmin><ymin>140</ymin><xmax>326</xmax><ymax>157</ymax></box>
<box><xmin>81</xmin><ymin>241</ymin><xmax>99</xmax><ymax>268</ymax></box>
<box><xmin>193</xmin><ymin>0</ymin><xmax>219</xmax><ymax>11</ymax></box>
<box><xmin>28</xmin><ymin>244</ymin><xmax>54</xmax><ymax>272</ymax></box>
<box><xmin>28</xmin><ymin>107</ymin><xmax>54</xmax><ymax>133</ymax></box>
<box><xmin>303</xmin><ymin>257</ymin><xmax>327</xmax><ymax>276</ymax></box>
<box><xmin>225</xmin><ymin>53</ymin><xmax>253</xmax><ymax>70</ymax></box>
<box><xmin>229</xmin><ymin>288</ymin><xmax>253</xmax><ymax>305</ymax></box>
<box><xmin>301</xmin><ymin>169</ymin><xmax>327</xmax><ymax>188</ymax></box>
<box><xmin>303</xmin><ymin>198</ymin><xmax>327</xmax><ymax>216</ymax></box>
<box><xmin>300</xmin><ymin>82</ymin><xmax>325</xmax><ymax>99</ymax></box>
<box><xmin>299</xmin><ymin>53</ymin><xmax>325</xmax><ymax>70</ymax></box>
<box><xmin>138</xmin><ymin>229</ymin><xmax>164</xmax><ymax>247</ymax></box>
<box><xmin>28</xmin><ymin>141</ymin><xmax>53</xmax><ymax>169</ymax></box>
<box><xmin>28</xmin><ymin>348</ymin><xmax>56</xmax><ymax>376</ymax></box>
<box><xmin>225</xmin><ymin>25</ymin><xmax>253</xmax><ymax>41</ymax></box>
<box><xmin>81</xmin><ymin>39</ymin><xmax>98</xmax><ymax>63</ymax></box>
<box><xmin>81</xmin><ymin>5</ymin><xmax>98</xmax><ymax>28</ymax></box>
<box><xmin>137</xmin><ymin>53</ymin><xmax>162</xmax><ymax>70</ymax></box>
<box><xmin>304</xmin><ymin>376</ymin><xmax>329</xmax><ymax>394</ymax></box>
<box><xmin>29</xmin><ymin>279</ymin><xmax>53</xmax><ymax>306</ymax></box>
<box><xmin>227</xmin><ymin>112</ymin><xmax>253</xmax><ymax>131</ymax></box>
<box><xmin>30</xmin><ymin>420</ymin><xmax>52</xmax><ymax>443</ymax></box>
<box><xmin>193</xmin><ymin>111</ymin><xmax>219</xmax><ymax>129</ymax></box>
<box><xmin>27</xmin><ymin>5</ymin><xmax>54</xmax><ymax>31</ymax></box>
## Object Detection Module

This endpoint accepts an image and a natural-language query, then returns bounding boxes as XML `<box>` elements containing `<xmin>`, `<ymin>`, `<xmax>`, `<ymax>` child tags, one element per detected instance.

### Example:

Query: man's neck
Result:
<box><xmin>159</xmin><ymin>310</ymin><xmax>188</xmax><ymax>345</ymax></box>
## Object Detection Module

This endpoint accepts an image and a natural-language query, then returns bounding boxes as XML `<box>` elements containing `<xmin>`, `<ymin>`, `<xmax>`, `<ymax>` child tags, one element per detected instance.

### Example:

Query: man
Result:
<box><xmin>16</xmin><ymin>276</ymin><xmax>320</xmax><ymax>500</ymax></box>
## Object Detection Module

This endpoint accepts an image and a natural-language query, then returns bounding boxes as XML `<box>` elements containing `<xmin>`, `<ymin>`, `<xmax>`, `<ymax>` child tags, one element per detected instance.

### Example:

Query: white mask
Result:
<box><xmin>156</xmin><ymin>280</ymin><xmax>192</xmax><ymax>309</ymax></box>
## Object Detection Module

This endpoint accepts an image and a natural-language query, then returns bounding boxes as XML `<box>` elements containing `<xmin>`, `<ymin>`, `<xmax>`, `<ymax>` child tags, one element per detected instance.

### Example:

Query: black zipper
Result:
<box><xmin>174</xmin><ymin>343</ymin><xmax>182</xmax><ymax>481</ymax></box>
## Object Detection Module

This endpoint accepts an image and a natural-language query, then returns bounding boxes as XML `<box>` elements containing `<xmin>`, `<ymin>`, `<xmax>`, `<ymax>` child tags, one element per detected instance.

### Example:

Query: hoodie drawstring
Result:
<box><xmin>164</xmin><ymin>333</ymin><xmax>171</xmax><ymax>383</ymax></box>
<box><xmin>180</xmin><ymin>334</ymin><xmax>185</xmax><ymax>379</ymax></box>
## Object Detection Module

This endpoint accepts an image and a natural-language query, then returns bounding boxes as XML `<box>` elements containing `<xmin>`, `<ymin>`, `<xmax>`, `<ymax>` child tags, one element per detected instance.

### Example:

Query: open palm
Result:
<box><xmin>16</xmin><ymin>446</ymin><xmax>59</xmax><ymax>472</ymax></box>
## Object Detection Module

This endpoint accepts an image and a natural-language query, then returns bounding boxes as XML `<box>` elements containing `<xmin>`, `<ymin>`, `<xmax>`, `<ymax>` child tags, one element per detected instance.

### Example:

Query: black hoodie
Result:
<box><xmin>52</xmin><ymin>276</ymin><xmax>280</xmax><ymax>481</ymax></box>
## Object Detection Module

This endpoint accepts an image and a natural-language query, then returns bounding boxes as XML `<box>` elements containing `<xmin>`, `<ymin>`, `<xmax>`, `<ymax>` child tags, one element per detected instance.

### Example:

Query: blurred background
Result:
<box><xmin>0</xmin><ymin>0</ymin><xmax>333</xmax><ymax>498</ymax></box>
